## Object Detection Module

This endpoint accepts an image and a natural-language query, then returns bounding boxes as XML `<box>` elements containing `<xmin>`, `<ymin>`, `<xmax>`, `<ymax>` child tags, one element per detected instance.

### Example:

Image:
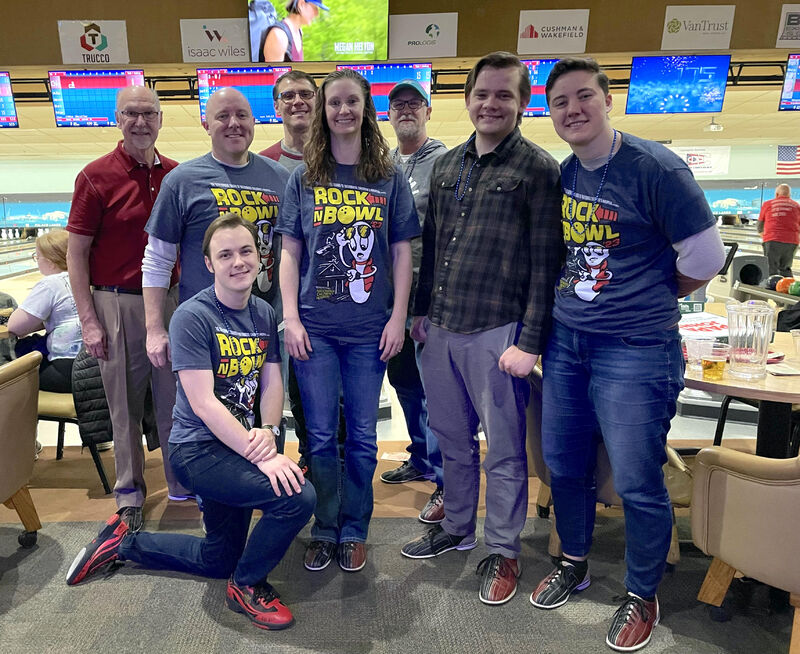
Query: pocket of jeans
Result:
<box><xmin>619</xmin><ymin>334</ymin><xmax>668</xmax><ymax>349</ymax></box>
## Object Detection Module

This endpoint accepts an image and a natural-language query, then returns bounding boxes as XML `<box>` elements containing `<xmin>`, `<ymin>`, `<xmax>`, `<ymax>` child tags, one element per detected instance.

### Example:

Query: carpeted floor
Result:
<box><xmin>0</xmin><ymin>515</ymin><xmax>791</xmax><ymax>654</ymax></box>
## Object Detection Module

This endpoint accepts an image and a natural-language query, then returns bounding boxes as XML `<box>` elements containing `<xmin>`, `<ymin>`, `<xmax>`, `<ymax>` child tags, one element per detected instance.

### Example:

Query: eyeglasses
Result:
<box><xmin>390</xmin><ymin>98</ymin><xmax>425</xmax><ymax>111</ymax></box>
<box><xmin>31</xmin><ymin>252</ymin><xmax>39</xmax><ymax>262</ymax></box>
<box><xmin>119</xmin><ymin>110</ymin><xmax>160</xmax><ymax>121</ymax></box>
<box><xmin>279</xmin><ymin>90</ymin><xmax>315</xmax><ymax>103</ymax></box>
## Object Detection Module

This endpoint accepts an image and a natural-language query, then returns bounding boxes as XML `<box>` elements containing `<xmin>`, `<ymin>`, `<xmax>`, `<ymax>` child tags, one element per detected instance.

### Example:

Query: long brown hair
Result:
<box><xmin>303</xmin><ymin>68</ymin><xmax>393</xmax><ymax>186</ymax></box>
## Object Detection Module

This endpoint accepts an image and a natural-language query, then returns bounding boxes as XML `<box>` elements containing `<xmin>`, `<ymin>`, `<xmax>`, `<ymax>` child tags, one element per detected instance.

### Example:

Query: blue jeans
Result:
<box><xmin>293</xmin><ymin>334</ymin><xmax>386</xmax><ymax>543</ymax></box>
<box><xmin>386</xmin><ymin>331</ymin><xmax>443</xmax><ymax>487</ymax></box>
<box><xmin>118</xmin><ymin>440</ymin><xmax>316</xmax><ymax>587</ymax></box>
<box><xmin>541</xmin><ymin>320</ymin><xmax>683</xmax><ymax>598</ymax></box>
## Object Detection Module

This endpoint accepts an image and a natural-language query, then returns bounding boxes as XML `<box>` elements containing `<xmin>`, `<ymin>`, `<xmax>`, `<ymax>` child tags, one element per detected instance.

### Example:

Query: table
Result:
<box><xmin>683</xmin><ymin>329</ymin><xmax>800</xmax><ymax>458</ymax></box>
<box><xmin>0</xmin><ymin>325</ymin><xmax>8</xmax><ymax>339</ymax></box>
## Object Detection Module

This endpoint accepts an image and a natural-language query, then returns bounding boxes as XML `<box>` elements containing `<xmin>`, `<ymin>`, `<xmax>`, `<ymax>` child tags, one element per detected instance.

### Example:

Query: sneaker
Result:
<box><xmin>401</xmin><ymin>524</ymin><xmax>477</xmax><ymax>559</ymax></box>
<box><xmin>418</xmin><ymin>488</ymin><xmax>445</xmax><ymax>524</ymax></box>
<box><xmin>167</xmin><ymin>493</ymin><xmax>197</xmax><ymax>502</ymax></box>
<box><xmin>96</xmin><ymin>441</ymin><xmax>114</xmax><ymax>452</ymax></box>
<box><xmin>477</xmin><ymin>554</ymin><xmax>521</xmax><ymax>605</ymax></box>
<box><xmin>338</xmin><ymin>542</ymin><xmax>367</xmax><ymax>572</ymax></box>
<box><xmin>118</xmin><ymin>506</ymin><xmax>143</xmax><ymax>533</ymax></box>
<box><xmin>530</xmin><ymin>559</ymin><xmax>590</xmax><ymax>609</ymax></box>
<box><xmin>66</xmin><ymin>513</ymin><xmax>128</xmax><ymax>585</ymax></box>
<box><xmin>304</xmin><ymin>540</ymin><xmax>337</xmax><ymax>571</ymax></box>
<box><xmin>606</xmin><ymin>593</ymin><xmax>660</xmax><ymax>652</ymax></box>
<box><xmin>226</xmin><ymin>579</ymin><xmax>295</xmax><ymax>630</ymax></box>
<box><xmin>380</xmin><ymin>460</ymin><xmax>426</xmax><ymax>484</ymax></box>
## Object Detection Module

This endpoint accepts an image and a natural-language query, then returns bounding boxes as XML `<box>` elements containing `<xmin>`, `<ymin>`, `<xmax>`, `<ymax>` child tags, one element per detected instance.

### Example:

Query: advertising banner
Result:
<box><xmin>776</xmin><ymin>4</ymin><xmax>800</xmax><ymax>48</ymax></box>
<box><xmin>389</xmin><ymin>13</ymin><xmax>458</xmax><ymax>59</ymax></box>
<box><xmin>661</xmin><ymin>5</ymin><xmax>735</xmax><ymax>50</ymax></box>
<box><xmin>180</xmin><ymin>18</ymin><xmax>250</xmax><ymax>62</ymax></box>
<box><xmin>58</xmin><ymin>20</ymin><xmax>130</xmax><ymax>65</ymax></box>
<box><xmin>671</xmin><ymin>145</ymin><xmax>731</xmax><ymax>176</ymax></box>
<box><xmin>517</xmin><ymin>9</ymin><xmax>589</xmax><ymax>55</ymax></box>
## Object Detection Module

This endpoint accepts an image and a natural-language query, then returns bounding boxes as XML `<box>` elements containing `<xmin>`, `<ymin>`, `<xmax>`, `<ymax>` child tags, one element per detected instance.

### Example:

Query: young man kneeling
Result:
<box><xmin>67</xmin><ymin>213</ymin><xmax>314</xmax><ymax>631</ymax></box>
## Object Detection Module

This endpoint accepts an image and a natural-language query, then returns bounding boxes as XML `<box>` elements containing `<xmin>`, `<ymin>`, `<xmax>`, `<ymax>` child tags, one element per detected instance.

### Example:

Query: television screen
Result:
<box><xmin>779</xmin><ymin>53</ymin><xmax>800</xmax><ymax>111</ymax></box>
<box><xmin>522</xmin><ymin>59</ymin><xmax>559</xmax><ymax>117</ymax></box>
<box><xmin>48</xmin><ymin>70</ymin><xmax>145</xmax><ymax>127</ymax></box>
<box><xmin>335</xmin><ymin>63</ymin><xmax>431</xmax><ymax>120</ymax></box>
<box><xmin>248</xmin><ymin>0</ymin><xmax>388</xmax><ymax>63</ymax></box>
<box><xmin>625</xmin><ymin>55</ymin><xmax>731</xmax><ymax>115</ymax></box>
<box><xmin>0</xmin><ymin>72</ymin><xmax>18</xmax><ymax>128</ymax></box>
<box><xmin>197</xmin><ymin>66</ymin><xmax>291</xmax><ymax>124</ymax></box>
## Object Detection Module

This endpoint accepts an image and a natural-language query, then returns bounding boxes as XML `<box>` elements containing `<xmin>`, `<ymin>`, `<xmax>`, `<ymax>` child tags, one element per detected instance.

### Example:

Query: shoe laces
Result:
<box><xmin>253</xmin><ymin>583</ymin><xmax>279</xmax><ymax>607</ymax></box>
<box><xmin>429</xmin><ymin>488</ymin><xmax>443</xmax><ymax>504</ymax></box>
<box><xmin>612</xmin><ymin>594</ymin><xmax>650</xmax><ymax>625</ymax></box>
<box><xmin>475</xmin><ymin>553</ymin><xmax>508</xmax><ymax>578</ymax></box>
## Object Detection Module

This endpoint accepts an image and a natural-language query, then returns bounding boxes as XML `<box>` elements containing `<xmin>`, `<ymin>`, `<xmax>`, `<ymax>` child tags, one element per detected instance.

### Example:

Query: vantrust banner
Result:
<box><xmin>389</xmin><ymin>13</ymin><xmax>458</xmax><ymax>59</ymax></box>
<box><xmin>180</xmin><ymin>19</ymin><xmax>250</xmax><ymax>62</ymax></box>
<box><xmin>517</xmin><ymin>9</ymin><xmax>589</xmax><ymax>55</ymax></box>
<box><xmin>661</xmin><ymin>5</ymin><xmax>735</xmax><ymax>50</ymax></box>
<box><xmin>776</xmin><ymin>4</ymin><xmax>800</xmax><ymax>48</ymax></box>
<box><xmin>58</xmin><ymin>20</ymin><xmax>129</xmax><ymax>65</ymax></box>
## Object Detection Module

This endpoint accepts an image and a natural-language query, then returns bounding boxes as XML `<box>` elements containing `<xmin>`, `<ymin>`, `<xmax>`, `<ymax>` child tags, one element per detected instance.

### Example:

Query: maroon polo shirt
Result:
<box><xmin>67</xmin><ymin>141</ymin><xmax>179</xmax><ymax>289</ymax></box>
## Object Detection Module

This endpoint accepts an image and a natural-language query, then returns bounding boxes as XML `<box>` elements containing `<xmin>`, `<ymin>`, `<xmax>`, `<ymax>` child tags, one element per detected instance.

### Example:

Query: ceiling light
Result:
<box><xmin>703</xmin><ymin>117</ymin><xmax>724</xmax><ymax>132</ymax></box>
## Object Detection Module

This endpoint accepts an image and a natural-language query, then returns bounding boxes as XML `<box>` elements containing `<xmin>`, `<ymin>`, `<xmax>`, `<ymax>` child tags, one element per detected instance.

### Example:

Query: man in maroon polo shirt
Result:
<box><xmin>66</xmin><ymin>86</ymin><xmax>190</xmax><ymax>531</ymax></box>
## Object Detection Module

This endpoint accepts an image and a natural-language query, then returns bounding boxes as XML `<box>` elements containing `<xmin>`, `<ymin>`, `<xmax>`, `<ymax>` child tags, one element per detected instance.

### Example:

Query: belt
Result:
<box><xmin>92</xmin><ymin>285</ymin><xmax>143</xmax><ymax>295</ymax></box>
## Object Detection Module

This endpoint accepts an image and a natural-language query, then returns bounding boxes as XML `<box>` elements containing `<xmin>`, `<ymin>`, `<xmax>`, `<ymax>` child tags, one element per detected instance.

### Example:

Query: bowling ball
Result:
<box><xmin>766</xmin><ymin>274</ymin><xmax>784</xmax><ymax>290</ymax></box>
<box><xmin>776</xmin><ymin>277</ymin><xmax>795</xmax><ymax>293</ymax></box>
<box><xmin>790</xmin><ymin>281</ymin><xmax>800</xmax><ymax>296</ymax></box>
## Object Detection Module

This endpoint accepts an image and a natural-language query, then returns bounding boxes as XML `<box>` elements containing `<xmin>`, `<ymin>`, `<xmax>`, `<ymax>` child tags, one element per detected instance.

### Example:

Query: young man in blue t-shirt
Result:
<box><xmin>66</xmin><ymin>213</ymin><xmax>315</xmax><ymax>632</ymax></box>
<box><xmin>529</xmin><ymin>58</ymin><xmax>725</xmax><ymax>651</ymax></box>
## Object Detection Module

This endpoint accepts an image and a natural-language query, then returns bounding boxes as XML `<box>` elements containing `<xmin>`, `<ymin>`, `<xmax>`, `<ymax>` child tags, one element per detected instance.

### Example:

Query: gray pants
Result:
<box><xmin>94</xmin><ymin>288</ymin><xmax>189</xmax><ymax>508</ymax></box>
<box><xmin>763</xmin><ymin>240</ymin><xmax>797</xmax><ymax>277</ymax></box>
<box><xmin>421</xmin><ymin>322</ymin><xmax>530</xmax><ymax>559</ymax></box>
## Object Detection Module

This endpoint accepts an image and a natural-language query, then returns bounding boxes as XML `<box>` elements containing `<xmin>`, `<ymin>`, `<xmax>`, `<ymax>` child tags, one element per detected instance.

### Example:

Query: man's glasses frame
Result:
<box><xmin>279</xmin><ymin>90</ymin><xmax>316</xmax><ymax>103</ymax></box>
<box><xmin>119</xmin><ymin>109</ymin><xmax>160</xmax><ymax>121</ymax></box>
<box><xmin>389</xmin><ymin>98</ymin><xmax>426</xmax><ymax>111</ymax></box>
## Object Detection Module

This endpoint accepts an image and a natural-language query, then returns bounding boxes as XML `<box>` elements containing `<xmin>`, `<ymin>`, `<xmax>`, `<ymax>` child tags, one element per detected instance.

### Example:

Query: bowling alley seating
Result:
<box><xmin>0</xmin><ymin>351</ymin><xmax>43</xmax><ymax>548</ymax></box>
<box><xmin>526</xmin><ymin>366</ymin><xmax>692</xmax><ymax>566</ymax></box>
<box><xmin>692</xmin><ymin>446</ymin><xmax>800</xmax><ymax>650</ymax></box>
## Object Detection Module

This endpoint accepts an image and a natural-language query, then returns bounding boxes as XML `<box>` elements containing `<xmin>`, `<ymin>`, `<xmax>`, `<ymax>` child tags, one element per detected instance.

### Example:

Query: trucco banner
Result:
<box><xmin>58</xmin><ymin>20</ymin><xmax>130</xmax><ymax>64</ymax></box>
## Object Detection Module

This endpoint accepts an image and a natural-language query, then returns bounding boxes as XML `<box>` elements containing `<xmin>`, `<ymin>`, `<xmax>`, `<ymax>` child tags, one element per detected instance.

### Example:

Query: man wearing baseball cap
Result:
<box><xmin>380</xmin><ymin>79</ymin><xmax>448</xmax><ymax>526</ymax></box>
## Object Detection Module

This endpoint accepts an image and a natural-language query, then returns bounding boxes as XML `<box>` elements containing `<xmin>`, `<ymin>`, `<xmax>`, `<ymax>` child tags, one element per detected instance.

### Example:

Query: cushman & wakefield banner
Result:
<box><xmin>180</xmin><ymin>18</ymin><xmax>250</xmax><ymax>62</ymax></box>
<box><xmin>389</xmin><ymin>13</ymin><xmax>458</xmax><ymax>59</ymax></box>
<box><xmin>670</xmin><ymin>146</ymin><xmax>731</xmax><ymax>176</ymax></box>
<box><xmin>661</xmin><ymin>5</ymin><xmax>735</xmax><ymax>50</ymax></box>
<box><xmin>517</xmin><ymin>9</ymin><xmax>589</xmax><ymax>55</ymax></box>
<box><xmin>58</xmin><ymin>20</ymin><xmax>130</xmax><ymax>64</ymax></box>
<box><xmin>776</xmin><ymin>4</ymin><xmax>800</xmax><ymax>48</ymax></box>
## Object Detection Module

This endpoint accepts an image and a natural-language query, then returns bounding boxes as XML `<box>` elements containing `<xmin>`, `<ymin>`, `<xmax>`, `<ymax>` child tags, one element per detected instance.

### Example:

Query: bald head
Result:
<box><xmin>777</xmin><ymin>184</ymin><xmax>792</xmax><ymax>198</ymax></box>
<box><xmin>203</xmin><ymin>87</ymin><xmax>255</xmax><ymax>166</ymax></box>
<box><xmin>116</xmin><ymin>85</ymin><xmax>160</xmax><ymax>112</ymax></box>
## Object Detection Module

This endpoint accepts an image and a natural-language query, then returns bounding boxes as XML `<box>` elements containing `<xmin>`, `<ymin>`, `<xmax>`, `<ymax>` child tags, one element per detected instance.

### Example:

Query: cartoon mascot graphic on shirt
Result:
<box><xmin>255</xmin><ymin>218</ymin><xmax>275</xmax><ymax>293</ymax></box>
<box><xmin>335</xmin><ymin>221</ymin><xmax>376</xmax><ymax>304</ymax></box>
<box><xmin>561</xmin><ymin>241</ymin><xmax>613</xmax><ymax>302</ymax></box>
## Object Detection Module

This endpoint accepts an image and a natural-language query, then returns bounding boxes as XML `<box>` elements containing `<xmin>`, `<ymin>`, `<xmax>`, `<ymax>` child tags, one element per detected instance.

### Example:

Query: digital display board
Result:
<box><xmin>197</xmin><ymin>66</ymin><xmax>291</xmax><ymax>124</ymax></box>
<box><xmin>779</xmin><ymin>54</ymin><xmax>800</xmax><ymax>111</ymax></box>
<box><xmin>48</xmin><ymin>70</ymin><xmax>145</xmax><ymax>127</ymax></box>
<box><xmin>522</xmin><ymin>59</ymin><xmax>559</xmax><ymax>117</ymax></box>
<box><xmin>335</xmin><ymin>63</ymin><xmax>431</xmax><ymax>120</ymax></box>
<box><xmin>248</xmin><ymin>0</ymin><xmax>388</xmax><ymax>63</ymax></box>
<box><xmin>0</xmin><ymin>72</ymin><xmax>18</xmax><ymax>128</ymax></box>
<box><xmin>625</xmin><ymin>55</ymin><xmax>731</xmax><ymax>115</ymax></box>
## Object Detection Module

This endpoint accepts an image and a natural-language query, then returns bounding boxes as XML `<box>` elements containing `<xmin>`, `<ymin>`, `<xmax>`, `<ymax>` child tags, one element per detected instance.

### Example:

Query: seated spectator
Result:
<box><xmin>66</xmin><ymin>214</ymin><xmax>315</xmax><ymax>632</ymax></box>
<box><xmin>8</xmin><ymin>230</ymin><xmax>82</xmax><ymax>392</ymax></box>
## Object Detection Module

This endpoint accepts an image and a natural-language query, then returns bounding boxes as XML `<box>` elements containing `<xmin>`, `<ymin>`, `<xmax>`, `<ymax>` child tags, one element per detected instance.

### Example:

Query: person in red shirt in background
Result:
<box><xmin>758</xmin><ymin>183</ymin><xmax>800</xmax><ymax>277</ymax></box>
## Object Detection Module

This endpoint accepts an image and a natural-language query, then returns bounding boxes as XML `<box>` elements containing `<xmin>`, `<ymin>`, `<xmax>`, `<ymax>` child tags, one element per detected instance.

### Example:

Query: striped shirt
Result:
<box><xmin>414</xmin><ymin>129</ymin><xmax>564</xmax><ymax>354</ymax></box>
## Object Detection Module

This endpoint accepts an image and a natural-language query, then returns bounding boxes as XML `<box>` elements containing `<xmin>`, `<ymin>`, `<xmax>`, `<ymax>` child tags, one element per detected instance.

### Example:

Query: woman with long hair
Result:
<box><xmin>277</xmin><ymin>69</ymin><xmax>419</xmax><ymax>573</ymax></box>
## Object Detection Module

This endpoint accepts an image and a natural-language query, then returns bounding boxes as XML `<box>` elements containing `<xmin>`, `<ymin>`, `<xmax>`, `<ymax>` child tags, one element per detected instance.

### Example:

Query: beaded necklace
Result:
<box><xmin>453</xmin><ymin>134</ymin><xmax>478</xmax><ymax>201</ymax></box>
<box><xmin>568</xmin><ymin>129</ymin><xmax>618</xmax><ymax>221</ymax></box>
<box><xmin>212</xmin><ymin>289</ymin><xmax>259</xmax><ymax>339</ymax></box>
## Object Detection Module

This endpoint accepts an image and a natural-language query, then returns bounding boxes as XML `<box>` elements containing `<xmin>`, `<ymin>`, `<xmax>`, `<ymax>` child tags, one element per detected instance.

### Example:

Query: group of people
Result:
<box><xmin>62</xmin><ymin>52</ymin><xmax>725</xmax><ymax>652</ymax></box>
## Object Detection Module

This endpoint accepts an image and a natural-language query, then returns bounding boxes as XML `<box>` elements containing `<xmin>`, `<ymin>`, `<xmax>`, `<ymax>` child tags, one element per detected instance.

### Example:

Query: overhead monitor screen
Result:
<box><xmin>48</xmin><ymin>70</ymin><xmax>145</xmax><ymax>127</ymax></box>
<box><xmin>335</xmin><ymin>63</ymin><xmax>431</xmax><ymax>120</ymax></box>
<box><xmin>248</xmin><ymin>0</ymin><xmax>388</xmax><ymax>63</ymax></box>
<box><xmin>779</xmin><ymin>53</ymin><xmax>800</xmax><ymax>111</ymax></box>
<box><xmin>197</xmin><ymin>66</ymin><xmax>291</xmax><ymax>124</ymax></box>
<box><xmin>625</xmin><ymin>55</ymin><xmax>731</xmax><ymax>115</ymax></box>
<box><xmin>521</xmin><ymin>59</ymin><xmax>559</xmax><ymax>117</ymax></box>
<box><xmin>0</xmin><ymin>72</ymin><xmax>18</xmax><ymax>128</ymax></box>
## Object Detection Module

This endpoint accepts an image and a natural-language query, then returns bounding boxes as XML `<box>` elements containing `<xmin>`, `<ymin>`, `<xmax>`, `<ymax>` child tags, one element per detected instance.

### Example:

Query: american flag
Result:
<box><xmin>776</xmin><ymin>145</ymin><xmax>800</xmax><ymax>175</ymax></box>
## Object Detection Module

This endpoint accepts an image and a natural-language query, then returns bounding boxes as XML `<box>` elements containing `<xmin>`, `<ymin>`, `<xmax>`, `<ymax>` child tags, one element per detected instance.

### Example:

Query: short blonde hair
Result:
<box><xmin>36</xmin><ymin>229</ymin><xmax>69</xmax><ymax>271</ymax></box>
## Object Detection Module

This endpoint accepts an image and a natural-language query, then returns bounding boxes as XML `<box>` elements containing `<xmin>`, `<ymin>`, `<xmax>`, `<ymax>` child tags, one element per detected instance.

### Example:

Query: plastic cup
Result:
<box><xmin>701</xmin><ymin>343</ymin><xmax>731</xmax><ymax>381</ymax></box>
<box><xmin>684</xmin><ymin>336</ymin><xmax>716</xmax><ymax>372</ymax></box>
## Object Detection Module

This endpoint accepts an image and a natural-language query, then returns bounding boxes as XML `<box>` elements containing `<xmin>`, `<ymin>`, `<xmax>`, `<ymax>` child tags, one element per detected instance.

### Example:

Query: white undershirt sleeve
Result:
<box><xmin>142</xmin><ymin>236</ymin><xmax>178</xmax><ymax>289</ymax></box>
<box><xmin>672</xmin><ymin>225</ymin><xmax>726</xmax><ymax>281</ymax></box>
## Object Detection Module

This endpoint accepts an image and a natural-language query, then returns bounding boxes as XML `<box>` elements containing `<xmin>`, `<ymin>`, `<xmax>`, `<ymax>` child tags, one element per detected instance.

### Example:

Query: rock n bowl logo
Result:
<box><xmin>80</xmin><ymin>23</ymin><xmax>107</xmax><ymax>52</ymax></box>
<box><xmin>425</xmin><ymin>24</ymin><xmax>440</xmax><ymax>40</ymax></box>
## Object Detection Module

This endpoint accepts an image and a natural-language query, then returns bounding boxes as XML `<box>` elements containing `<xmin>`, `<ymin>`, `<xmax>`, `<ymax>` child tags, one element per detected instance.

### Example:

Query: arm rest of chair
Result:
<box><xmin>693</xmin><ymin>446</ymin><xmax>800</xmax><ymax>483</ymax></box>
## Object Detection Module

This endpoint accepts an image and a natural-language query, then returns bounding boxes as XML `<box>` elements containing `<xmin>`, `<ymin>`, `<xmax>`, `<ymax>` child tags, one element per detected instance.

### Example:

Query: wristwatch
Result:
<box><xmin>261</xmin><ymin>424</ymin><xmax>281</xmax><ymax>438</ymax></box>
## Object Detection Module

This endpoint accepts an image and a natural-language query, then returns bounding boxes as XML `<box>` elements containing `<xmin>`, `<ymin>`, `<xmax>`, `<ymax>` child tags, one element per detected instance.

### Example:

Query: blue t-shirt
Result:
<box><xmin>276</xmin><ymin>163</ymin><xmax>420</xmax><ymax>342</ymax></box>
<box><xmin>169</xmin><ymin>286</ymin><xmax>281</xmax><ymax>444</ymax></box>
<box><xmin>553</xmin><ymin>132</ymin><xmax>716</xmax><ymax>335</ymax></box>
<box><xmin>145</xmin><ymin>152</ymin><xmax>290</xmax><ymax>313</ymax></box>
